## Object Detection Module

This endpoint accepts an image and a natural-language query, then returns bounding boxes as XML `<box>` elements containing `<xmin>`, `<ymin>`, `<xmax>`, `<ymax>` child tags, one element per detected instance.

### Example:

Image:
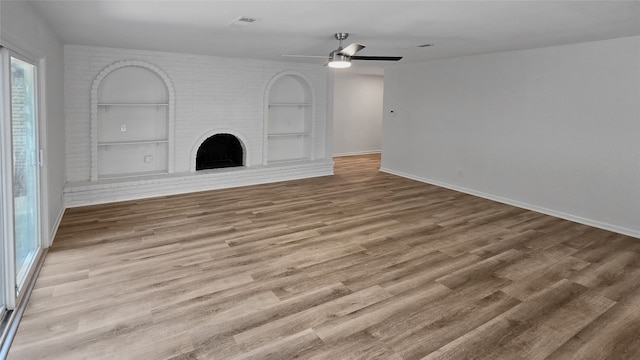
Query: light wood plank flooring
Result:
<box><xmin>8</xmin><ymin>154</ymin><xmax>640</xmax><ymax>359</ymax></box>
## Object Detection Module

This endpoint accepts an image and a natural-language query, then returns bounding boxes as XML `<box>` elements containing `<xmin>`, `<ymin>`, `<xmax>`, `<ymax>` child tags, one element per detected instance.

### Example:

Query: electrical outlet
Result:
<box><xmin>457</xmin><ymin>169</ymin><xmax>464</xmax><ymax>177</ymax></box>
<box><xmin>120</xmin><ymin>125</ymin><xmax>127</xmax><ymax>132</ymax></box>
<box><xmin>144</xmin><ymin>155</ymin><xmax>153</xmax><ymax>163</ymax></box>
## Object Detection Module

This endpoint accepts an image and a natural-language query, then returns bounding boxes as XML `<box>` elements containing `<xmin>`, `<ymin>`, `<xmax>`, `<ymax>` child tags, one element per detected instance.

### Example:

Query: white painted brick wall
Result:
<box><xmin>65</xmin><ymin>45</ymin><xmax>329</xmax><ymax>182</ymax></box>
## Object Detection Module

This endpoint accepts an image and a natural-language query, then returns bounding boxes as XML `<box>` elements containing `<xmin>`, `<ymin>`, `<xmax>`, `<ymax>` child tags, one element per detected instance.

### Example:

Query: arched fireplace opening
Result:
<box><xmin>196</xmin><ymin>133</ymin><xmax>243</xmax><ymax>170</ymax></box>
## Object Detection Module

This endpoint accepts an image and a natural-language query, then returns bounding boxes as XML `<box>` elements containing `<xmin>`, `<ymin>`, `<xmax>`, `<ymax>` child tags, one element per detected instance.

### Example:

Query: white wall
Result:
<box><xmin>65</xmin><ymin>45</ymin><xmax>329</xmax><ymax>182</ymax></box>
<box><xmin>333</xmin><ymin>73</ymin><xmax>383</xmax><ymax>156</ymax></box>
<box><xmin>382</xmin><ymin>35</ymin><xmax>640</xmax><ymax>237</ymax></box>
<box><xmin>1</xmin><ymin>1</ymin><xmax>66</xmax><ymax>245</ymax></box>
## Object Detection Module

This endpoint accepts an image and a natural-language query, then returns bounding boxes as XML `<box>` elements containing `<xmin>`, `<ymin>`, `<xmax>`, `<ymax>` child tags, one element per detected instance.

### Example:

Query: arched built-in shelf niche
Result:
<box><xmin>263</xmin><ymin>71</ymin><xmax>315</xmax><ymax>165</ymax></box>
<box><xmin>90</xmin><ymin>60</ymin><xmax>175</xmax><ymax>181</ymax></box>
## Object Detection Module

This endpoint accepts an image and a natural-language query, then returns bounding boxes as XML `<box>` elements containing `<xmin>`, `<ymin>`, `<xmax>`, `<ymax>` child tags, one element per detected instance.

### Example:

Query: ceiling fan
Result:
<box><xmin>283</xmin><ymin>33</ymin><xmax>403</xmax><ymax>68</ymax></box>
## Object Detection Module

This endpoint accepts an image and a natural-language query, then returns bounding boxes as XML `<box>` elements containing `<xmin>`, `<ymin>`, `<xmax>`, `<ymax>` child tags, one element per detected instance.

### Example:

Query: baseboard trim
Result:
<box><xmin>48</xmin><ymin>207</ymin><xmax>65</xmax><ymax>247</ymax></box>
<box><xmin>380</xmin><ymin>167</ymin><xmax>640</xmax><ymax>239</ymax></box>
<box><xmin>333</xmin><ymin>150</ymin><xmax>381</xmax><ymax>157</ymax></box>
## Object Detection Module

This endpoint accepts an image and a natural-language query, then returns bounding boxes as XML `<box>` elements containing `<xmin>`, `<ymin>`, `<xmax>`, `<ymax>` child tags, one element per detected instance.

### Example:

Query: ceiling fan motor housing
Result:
<box><xmin>334</xmin><ymin>33</ymin><xmax>349</xmax><ymax>41</ymax></box>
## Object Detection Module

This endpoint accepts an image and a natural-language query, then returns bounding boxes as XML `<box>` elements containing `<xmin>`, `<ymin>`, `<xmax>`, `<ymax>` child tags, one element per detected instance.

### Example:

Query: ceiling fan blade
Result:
<box><xmin>338</xmin><ymin>43</ymin><xmax>365</xmax><ymax>56</ymax></box>
<box><xmin>282</xmin><ymin>54</ymin><xmax>328</xmax><ymax>58</ymax></box>
<box><xmin>351</xmin><ymin>55</ymin><xmax>403</xmax><ymax>61</ymax></box>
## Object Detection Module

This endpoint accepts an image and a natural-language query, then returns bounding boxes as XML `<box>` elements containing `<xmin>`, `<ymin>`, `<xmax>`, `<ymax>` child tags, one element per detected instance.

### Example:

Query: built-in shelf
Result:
<box><xmin>266</xmin><ymin>73</ymin><xmax>314</xmax><ymax>164</ymax></box>
<box><xmin>92</xmin><ymin>62</ymin><xmax>173</xmax><ymax>180</ymax></box>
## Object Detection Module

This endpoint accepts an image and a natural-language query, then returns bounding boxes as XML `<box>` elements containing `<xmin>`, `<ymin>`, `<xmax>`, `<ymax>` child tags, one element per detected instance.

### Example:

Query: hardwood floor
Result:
<box><xmin>8</xmin><ymin>154</ymin><xmax>640</xmax><ymax>359</ymax></box>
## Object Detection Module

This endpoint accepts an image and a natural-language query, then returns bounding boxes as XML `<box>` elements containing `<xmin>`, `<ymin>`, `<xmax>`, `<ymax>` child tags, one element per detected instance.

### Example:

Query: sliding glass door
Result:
<box><xmin>10</xmin><ymin>55</ymin><xmax>40</xmax><ymax>292</ymax></box>
<box><xmin>1</xmin><ymin>48</ymin><xmax>42</xmax><ymax>311</ymax></box>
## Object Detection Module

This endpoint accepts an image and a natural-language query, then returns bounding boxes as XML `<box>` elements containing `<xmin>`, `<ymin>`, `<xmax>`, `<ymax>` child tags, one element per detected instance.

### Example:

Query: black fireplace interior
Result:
<box><xmin>196</xmin><ymin>134</ymin><xmax>243</xmax><ymax>170</ymax></box>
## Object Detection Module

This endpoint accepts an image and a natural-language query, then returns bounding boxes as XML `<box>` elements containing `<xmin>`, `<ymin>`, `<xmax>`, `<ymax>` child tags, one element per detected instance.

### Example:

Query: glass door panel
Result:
<box><xmin>10</xmin><ymin>56</ymin><xmax>40</xmax><ymax>293</ymax></box>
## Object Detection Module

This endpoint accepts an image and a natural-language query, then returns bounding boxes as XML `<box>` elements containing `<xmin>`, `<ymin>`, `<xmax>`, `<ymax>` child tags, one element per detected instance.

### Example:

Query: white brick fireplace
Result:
<box><xmin>64</xmin><ymin>45</ymin><xmax>333</xmax><ymax>206</ymax></box>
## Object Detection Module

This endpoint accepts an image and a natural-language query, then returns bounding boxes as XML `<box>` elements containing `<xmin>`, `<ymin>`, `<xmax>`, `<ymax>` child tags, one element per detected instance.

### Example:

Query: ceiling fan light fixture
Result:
<box><xmin>285</xmin><ymin>32</ymin><xmax>401</xmax><ymax>67</ymax></box>
<box><xmin>328</xmin><ymin>52</ymin><xmax>351</xmax><ymax>69</ymax></box>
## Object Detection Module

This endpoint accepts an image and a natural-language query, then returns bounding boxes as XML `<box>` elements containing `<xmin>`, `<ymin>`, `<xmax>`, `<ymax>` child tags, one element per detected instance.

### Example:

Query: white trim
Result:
<box><xmin>0</xmin><ymin>47</ymin><xmax>15</xmax><ymax>310</ymax></box>
<box><xmin>37</xmin><ymin>57</ymin><xmax>50</xmax><ymax>249</ymax></box>
<box><xmin>0</xmin><ymin>38</ymin><xmax>39</xmax><ymax>63</ymax></box>
<box><xmin>380</xmin><ymin>167</ymin><xmax>640</xmax><ymax>239</ymax></box>
<box><xmin>325</xmin><ymin>71</ymin><xmax>335</xmax><ymax>161</ymax></box>
<box><xmin>334</xmin><ymin>150</ymin><xmax>381</xmax><ymax>157</ymax></box>
<box><xmin>190</xmin><ymin>129</ymin><xmax>251</xmax><ymax>172</ymax></box>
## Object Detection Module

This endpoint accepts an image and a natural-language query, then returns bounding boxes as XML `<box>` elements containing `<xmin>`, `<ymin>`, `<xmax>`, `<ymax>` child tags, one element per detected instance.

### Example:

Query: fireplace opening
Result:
<box><xmin>196</xmin><ymin>133</ymin><xmax>243</xmax><ymax>170</ymax></box>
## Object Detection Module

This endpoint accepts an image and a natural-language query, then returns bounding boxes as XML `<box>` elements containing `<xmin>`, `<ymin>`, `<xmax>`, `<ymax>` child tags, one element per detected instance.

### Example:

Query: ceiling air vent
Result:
<box><xmin>227</xmin><ymin>16</ymin><xmax>258</xmax><ymax>27</ymax></box>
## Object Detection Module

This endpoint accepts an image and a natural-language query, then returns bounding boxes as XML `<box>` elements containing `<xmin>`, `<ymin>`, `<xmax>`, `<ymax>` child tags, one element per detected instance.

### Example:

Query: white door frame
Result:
<box><xmin>0</xmin><ymin>46</ymin><xmax>44</xmax><ymax>310</ymax></box>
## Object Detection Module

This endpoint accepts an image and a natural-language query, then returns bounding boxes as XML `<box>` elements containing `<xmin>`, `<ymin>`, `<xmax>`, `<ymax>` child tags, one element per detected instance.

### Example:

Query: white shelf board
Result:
<box><xmin>98</xmin><ymin>140</ymin><xmax>169</xmax><ymax>146</ymax></box>
<box><xmin>268</xmin><ymin>132</ymin><xmax>310</xmax><ymax>138</ymax></box>
<box><xmin>98</xmin><ymin>103</ymin><xmax>169</xmax><ymax>106</ymax></box>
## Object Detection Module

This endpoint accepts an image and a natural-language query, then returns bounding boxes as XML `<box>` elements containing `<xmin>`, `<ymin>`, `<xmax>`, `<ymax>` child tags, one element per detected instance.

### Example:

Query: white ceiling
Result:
<box><xmin>26</xmin><ymin>0</ymin><xmax>640</xmax><ymax>68</ymax></box>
